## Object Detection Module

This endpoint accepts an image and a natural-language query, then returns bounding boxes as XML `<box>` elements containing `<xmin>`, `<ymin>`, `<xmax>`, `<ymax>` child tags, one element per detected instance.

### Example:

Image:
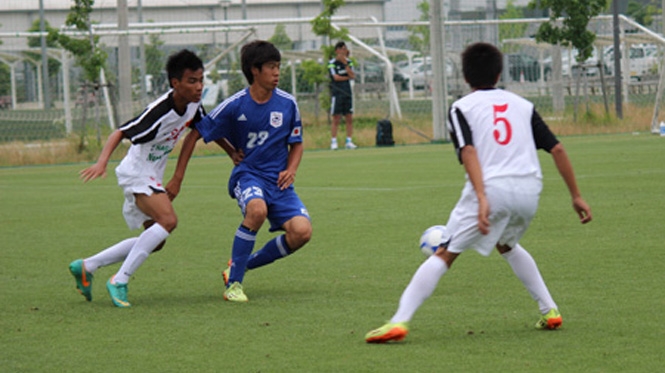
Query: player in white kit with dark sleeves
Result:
<box><xmin>366</xmin><ymin>42</ymin><xmax>592</xmax><ymax>343</ymax></box>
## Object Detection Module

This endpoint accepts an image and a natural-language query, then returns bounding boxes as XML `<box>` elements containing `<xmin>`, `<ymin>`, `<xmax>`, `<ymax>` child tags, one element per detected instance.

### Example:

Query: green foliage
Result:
<box><xmin>499</xmin><ymin>0</ymin><xmax>528</xmax><ymax>53</ymax></box>
<box><xmin>408</xmin><ymin>0</ymin><xmax>430</xmax><ymax>56</ymax></box>
<box><xmin>310</xmin><ymin>0</ymin><xmax>349</xmax><ymax>59</ymax></box>
<box><xmin>627</xmin><ymin>0</ymin><xmax>661</xmax><ymax>26</ymax></box>
<box><xmin>227</xmin><ymin>61</ymin><xmax>246</xmax><ymax>94</ymax></box>
<box><xmin>0</xmin><ymin>64</ymin><xmax>9</xmax><ymax>96</ymax></box>
<box><xmin>278</xmin><ymin>63</ymin><xmax>317</xmax><ymax>94</ymax></box>
<box><xmin>49</xmin><ymin>0</ymin><xmax>107</xmax><ymax>83</ymax></box>
<box><xmin>529</xmin><ymin>0</ymin><xmax>607</xmax><ymax>62</ymax></box>
<box><xmin>26</xmin><ymin>20</ymin><xmax>62</xmax><ymax>78</ymax></box>
<box><xmin>301</xmin><ymin>59</ymin><xmax>329</xmax><ymax>85</ymax></box>
<box><xmin>269</xmin><ymin>24</ymin><xmax>293</xmax><ymax>51</ymax></box>
<box><xmin>145</xmin><ymin>32</ymin><xmax>165</xmax><ymax>78</ymax></box>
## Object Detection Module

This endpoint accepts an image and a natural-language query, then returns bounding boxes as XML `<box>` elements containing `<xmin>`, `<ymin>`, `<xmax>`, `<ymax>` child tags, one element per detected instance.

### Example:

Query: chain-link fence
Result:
<box><xmin>0</xmin><ymin>1</ymin><xmax>663</xmax><ymax>159</ymax></box>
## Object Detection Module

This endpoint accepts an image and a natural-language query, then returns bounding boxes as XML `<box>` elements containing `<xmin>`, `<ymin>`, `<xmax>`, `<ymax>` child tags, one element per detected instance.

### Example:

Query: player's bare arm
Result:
<box><xmin>79</xmin><ymin>129</ymin><xmax>125</xmax><ymax>183</ymax></box>
<box><xmin>166</xmin><ymin>128</ymin><xmax>201</xmax><ymax>200</ymax></box>
<box><xmin>345</xmin><ymin>64</ymin><xmax>356</xmax><ymax>80</ymax></box>
<box><xmin>549</xmin><ymin>143</ymin><xmax>592</xmax><ymax>224</ymax></box>
<box><xmin>214</xmin><ymin>137</ymin><xmax>244</xmax><ymax>165</ymax></box>
<box><xmin>460</xmin><ymin>145</ymin><xmax>490</xmax><ymax>234</ymax></box>
<box><xmin>278</xmin><ymin>142</ymin><xmax>303</xmax><ymax>190</ymax></box>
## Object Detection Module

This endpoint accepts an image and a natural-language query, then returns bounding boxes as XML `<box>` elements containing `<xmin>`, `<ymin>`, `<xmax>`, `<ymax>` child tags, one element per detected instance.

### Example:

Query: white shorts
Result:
<box><xmin>446</xmin><ymin>176</ymin><xmax>542</xmax><ymax>256</ymax></box>
<box><xmin>116</xmin><ymin>169</ymin><xmax>165</xmax><ymax>230</ymax></box>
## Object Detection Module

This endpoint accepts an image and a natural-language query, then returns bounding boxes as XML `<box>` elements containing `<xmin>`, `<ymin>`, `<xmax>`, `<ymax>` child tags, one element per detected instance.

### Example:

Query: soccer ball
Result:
<box><xmin>419</xmin><ymin>225</ymin><xmax>450</xmax><ymax>257</ymax></box>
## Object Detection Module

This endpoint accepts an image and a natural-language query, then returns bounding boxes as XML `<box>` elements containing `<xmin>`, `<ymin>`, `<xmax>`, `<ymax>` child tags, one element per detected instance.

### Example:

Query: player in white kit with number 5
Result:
<box><xmin>366</xmin><ymin>42</ymin><xmax>593</xmax><ymax>343</ymax></box>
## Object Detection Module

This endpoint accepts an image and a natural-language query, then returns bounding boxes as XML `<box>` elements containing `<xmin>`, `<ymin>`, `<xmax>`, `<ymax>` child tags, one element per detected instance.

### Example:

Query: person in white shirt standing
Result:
<box><xmin>68</xmin><ymin>49</ymin><xmax>205</xmax><ymax>308</ymax></box>
<box><xmin>365</xmin><ymin>42</ymin><xmax>592</xmax><ymax>343</ymax></box>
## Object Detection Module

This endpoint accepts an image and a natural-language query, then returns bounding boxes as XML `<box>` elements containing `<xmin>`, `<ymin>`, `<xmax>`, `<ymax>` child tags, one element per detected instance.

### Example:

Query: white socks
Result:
<box><xmin>113</xmin><ymin>224</ymin><xmax>170</xmax><ymax>284</ymax></box>
<box><xmin>502</xmin><ymin>244</ymin><xmax>557</xmax><ymax>314</ymax></box>
<box><xmin>388</xmin><ymin>243</ymin><xmax>558</xmax><ymax>324</ymax></box>
<box><xmin>391</xmin><ymin>255</ymin><xmax>448</xmax><ymax>323</ymax></box>
<box><xmin>83</xmin><ymin>238</ymin><xmax>138</xmax><ymax>273</ymax></box>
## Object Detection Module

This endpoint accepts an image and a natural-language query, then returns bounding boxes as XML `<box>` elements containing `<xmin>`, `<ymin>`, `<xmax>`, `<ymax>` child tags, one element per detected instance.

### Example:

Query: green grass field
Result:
<box><xmin>1</xmin><ymin>133</ymin><xmax>664</xmax><ymax>372</ymax></box>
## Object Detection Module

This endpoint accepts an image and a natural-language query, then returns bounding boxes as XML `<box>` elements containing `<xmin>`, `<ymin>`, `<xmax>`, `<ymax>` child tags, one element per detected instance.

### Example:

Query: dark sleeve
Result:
<box><xmin>119</xmin><ymin>97</ymin><xmax>171</xmax><ymax>144</ymax></box>
<box><xmin>448</xmin><ymin>106</ymin><xmax>473</xmax><ymax>164</ymax></box>
<box><xmin>194</xmin><ymin>104</ymin><xmax>205</xmax><ymax>124</ymax></box>
<box><xmin>531</xmin><ymin>109</ymin><xmax>559</xmax><ymax>152</ymax></box>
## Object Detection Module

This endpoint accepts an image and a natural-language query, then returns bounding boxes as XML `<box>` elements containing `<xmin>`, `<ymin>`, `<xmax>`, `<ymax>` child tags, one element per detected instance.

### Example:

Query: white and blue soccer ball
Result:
<box><xmin>419</xmin><ymin>225</ymin><xmax>450</xmax><ymax>257</ymax></box>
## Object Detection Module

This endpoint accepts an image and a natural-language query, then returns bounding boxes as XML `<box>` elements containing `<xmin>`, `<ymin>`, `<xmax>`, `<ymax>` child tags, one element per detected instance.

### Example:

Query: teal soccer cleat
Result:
<box><xmin>106</xmin><ymin>276</ymin><xmax>131</xmax><ymax>308</ymax></box>
<box><xmin>69</xmin><ymin>259</ymin><xmax>93</xmax><ymax>301</ymax></box>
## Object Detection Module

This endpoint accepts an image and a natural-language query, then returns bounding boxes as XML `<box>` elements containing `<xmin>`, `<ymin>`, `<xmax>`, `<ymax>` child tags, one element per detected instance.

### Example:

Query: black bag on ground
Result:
<box><xmin>376</xmin><ymin>119</ymin><xmax>395</xmax><ymax>147</ymax></box>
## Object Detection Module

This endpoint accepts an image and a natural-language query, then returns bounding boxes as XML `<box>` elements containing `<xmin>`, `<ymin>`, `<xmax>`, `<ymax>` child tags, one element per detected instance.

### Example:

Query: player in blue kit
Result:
<box><xmin>173</xmin><ymin>40</ymin><xmax>312</xmax><ymax>302</ymax></box>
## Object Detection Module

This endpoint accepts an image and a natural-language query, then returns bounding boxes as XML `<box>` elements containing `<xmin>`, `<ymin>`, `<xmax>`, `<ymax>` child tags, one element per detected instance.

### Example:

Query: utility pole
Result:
<box><xmin>612</xmin><ymin>0</ymin><xmax>622</xmax><ymax>119</ymax></box>
<box><xmin>430</xmin><ymin>0</ymin><xmax>447</xmax><ymax>141</ymax></box>
<box><xmin>39</xmin><ymin>0</ymin><xmax>51</xmax><ymax>109</ymax></box>
<box><xmin>138</xmin><ymin>0</ymin><xmax>147</xmax><ymax>105</ymax></box>
<box><xmin>118</xmin><ymin>0</ymin><xmax>132</xmax><ymax>124</ymax></box>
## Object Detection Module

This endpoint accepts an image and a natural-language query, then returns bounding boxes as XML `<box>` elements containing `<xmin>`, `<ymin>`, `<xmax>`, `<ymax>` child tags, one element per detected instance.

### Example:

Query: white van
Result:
<box><xmin>542</xmin><ymin>47</ymin><xmax>607</xmax><ymax>80</ymax></box>
<box><xmin>604</xmin><ymin>44</ymin><xmax>659</xmax><ymax>80</ymax></box>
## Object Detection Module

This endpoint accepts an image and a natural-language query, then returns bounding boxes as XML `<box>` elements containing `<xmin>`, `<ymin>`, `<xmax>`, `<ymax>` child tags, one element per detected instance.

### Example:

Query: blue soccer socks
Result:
<box><xmin>228</xmin><ymin>225</ymin><xmax>257</xmax><ymax>285</ymax></box>
<box><xmin>247</xmin><ymin>234</ymin><xmax>290</xmax><ymax>270</ymax></box>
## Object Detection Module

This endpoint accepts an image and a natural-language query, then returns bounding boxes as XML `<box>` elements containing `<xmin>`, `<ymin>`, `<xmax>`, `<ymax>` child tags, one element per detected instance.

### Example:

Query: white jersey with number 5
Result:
<box><xmin>447</xmin><ymin>88</ymin><xmax>559</xmax><ymax>182</ymax></box>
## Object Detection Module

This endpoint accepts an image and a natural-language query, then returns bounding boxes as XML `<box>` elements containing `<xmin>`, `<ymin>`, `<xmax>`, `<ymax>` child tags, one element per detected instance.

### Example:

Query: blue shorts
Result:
<box><xmin>232</xmin><ymin>173</ymin><xmax>310</xmax><ymax>232</ymax></box>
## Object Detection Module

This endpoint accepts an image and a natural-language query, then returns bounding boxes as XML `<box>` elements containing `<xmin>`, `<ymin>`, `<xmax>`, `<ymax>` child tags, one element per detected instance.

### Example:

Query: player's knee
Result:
<box><xmin>158</xmin><ymin>214</ymin><xmax>178</xmax><ymax>232</ymax></box>
<box><xmin>246</xmin><ymin>199</ymin><xmax>268</xmax><ymax>219</ymax></box>
<box><xmin>287</xmin><ymin>223</ymin><xmax>312</xmax><ymax>250</ymax></box>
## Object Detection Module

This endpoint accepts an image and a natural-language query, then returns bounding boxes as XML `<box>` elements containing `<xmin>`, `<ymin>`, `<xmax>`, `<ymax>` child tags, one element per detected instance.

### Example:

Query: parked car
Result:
<box><xmin>392</xmin><ymin>67</ymin><xmax>409</xmax><ymax>90</ymax></box>
<box><xmin>357</xmin><ymin>62</ymin><xmax>384</xmax><ymax>83</ymax></box>
<box><xmin>506</xmin><ymin>53</ymin><xmax>540</xmax><ymax>82</ymax></box>
<box><xmin>398</xmin><ymin>58</ymin><xmax>455</xmax><ymax>90</ymax></box>
<box><xmin>542</xmin><ymin>47</ymin><xmax>608</xmax><ymax>80</ymax></box>
<box><xmin>603</xmin><ymin>44</ymin><xmax>659</xmax><ymax>80</ymax></box>
<box><xmin>355</xmin><ymin>61</ymin><xmax>412</xmax><ymax>90</ymax></box>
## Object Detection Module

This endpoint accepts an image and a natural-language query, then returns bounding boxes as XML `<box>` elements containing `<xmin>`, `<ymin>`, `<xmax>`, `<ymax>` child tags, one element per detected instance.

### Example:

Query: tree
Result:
<box><xmin>309</xmin><ymin>0</ymin><xmax>350</xmax><ymax>120</ymax></box>
<box><xmin>26</xmin><ymin>20</ymin><xmax>61</xmax><ymax>79</ymax></box>
<box><xmin>269</xmin><ymin>24</ymin><xmax>293</xmax><ymax>51</ymax></box>
<box><xmin>529</xmin><ymin>0</ymin><xmax>607</xmax><ymax>62</ymax></box>
<box><xmin>143</xmin><ymin>33</ymin><xmax>166</xmax><ymax>93</ymax></box>
<box><xmin>0</xmin><ymin>25</ymin><xmax>8</xmax><ymax>97</ymax></box>
<box><xmin>627</xmin><ymin>0</ymin><xmax>660</xmax><ymax>26</ymax></box>
<box><xmin>47</xmin><ymin>0</ymin><xmax>108</xmax><ymax>150</ymax></box>
<box><xmin>499</xmin><ymin>0</ymin><xmax>528</xmax><ymax>53</ymax></box>
<box><xmin>408</xmin><ymin>0</ymin><xmax>430</xmax><ymax>58</ymax></box>
<box><xmin>310</xmin><ymin>0</ymin><xmax>349</xmax><ymax>59</ymax></box>
<box><xmin>0</xmin><ymin>64</ymin><xmax>10</xmax><ymax>97</ymax></box>
<box><xmin>49</xmin><ymin>0</ymin><xmax>107</xmax><ymax>83</ymax></box>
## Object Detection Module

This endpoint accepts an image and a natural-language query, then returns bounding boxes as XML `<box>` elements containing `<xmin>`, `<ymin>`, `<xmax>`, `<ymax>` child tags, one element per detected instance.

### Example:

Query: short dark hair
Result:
<box><xmin>166</xmin><ymin>49</ymin><xmax>203</xmax><ymax>87</ymax></box>
<box><xmin>461</xmin><ymin>43</ymin><xmax>503</xmax><ymax>89</ymax></box>
<box><xmin>334</xmin><ymin>41</ymin><xmax>346</xmax><ymax>50</ymax></box>
<box><xmin>240</xmin><ymin>40</ymin><xmax>281</xmax><ymax>85</ymax></box>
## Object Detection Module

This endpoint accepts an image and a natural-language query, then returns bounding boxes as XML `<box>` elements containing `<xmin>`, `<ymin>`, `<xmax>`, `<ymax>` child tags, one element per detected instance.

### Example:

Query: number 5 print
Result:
<box><xmin>492</xmin><ymin>104</ymin><xmax>512</xmax><ymax>145</ymax></box>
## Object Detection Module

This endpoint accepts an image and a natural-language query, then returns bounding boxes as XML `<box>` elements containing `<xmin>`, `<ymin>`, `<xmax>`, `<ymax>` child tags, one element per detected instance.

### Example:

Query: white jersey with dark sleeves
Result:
<box><xmin>115</xmin><ymin>90</ymin><xmax>204</xmax><ymax>181</ymax></box>
<box><xmin>447</xmin><ymin>88</ymin><xmax>557</xmax><ymax>182</ymax></box>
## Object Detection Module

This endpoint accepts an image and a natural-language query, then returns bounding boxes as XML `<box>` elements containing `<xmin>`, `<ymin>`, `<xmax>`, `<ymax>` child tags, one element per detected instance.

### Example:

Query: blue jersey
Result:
<box><xmin>195</xmin><ymin>87</ymin><xmax>303</xmax><ymax>196</ymax></box>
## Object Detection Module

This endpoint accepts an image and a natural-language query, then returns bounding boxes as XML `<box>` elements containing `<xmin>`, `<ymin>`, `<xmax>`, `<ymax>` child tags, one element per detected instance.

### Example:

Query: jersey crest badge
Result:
<box><xmin>270</xmin><ymin>112</ymin><xmax>283</xmax><ymax>128</ymax></box>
